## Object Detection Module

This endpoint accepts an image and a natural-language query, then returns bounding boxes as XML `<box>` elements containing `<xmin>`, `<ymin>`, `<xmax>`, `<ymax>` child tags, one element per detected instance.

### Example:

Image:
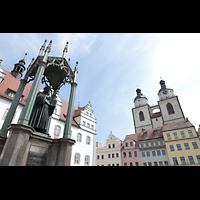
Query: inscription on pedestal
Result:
<box><xmin>26</xmin><ymin>151</ymin><xmax>47</xmax><ymax>166</ymax></box>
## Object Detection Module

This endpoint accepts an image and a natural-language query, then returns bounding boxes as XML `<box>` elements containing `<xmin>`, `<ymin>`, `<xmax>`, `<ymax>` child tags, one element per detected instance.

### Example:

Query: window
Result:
<box><xmin>2</xmin><ymin>108</ymin><xmax>9</xmax><ymax>120</ymax></box>
<box><xmin>112</xmin><ymin>144</ymin><xmax>115</xmax><ymax>148</ymax></box>
<box><xmin>123</xmin><ymin>152</ymin><xmax>126</xmax><ymax>158</ymax></box>
<box><xmin>180</xmin><ymin>157</ymin><xmax>186</xmax><ymax>165</ymax></box>
<box><xmin>154</xmin><ymin>130</ymin><xmax>159</xmax><ymax>136</ymax></box>
<box><xmin>196</xmin><ymin>155</ymin><xmax>200</xmax><ymax>164</ymax></box>
<box><xmin>176</xmin><ymin>144</ymin><xmax>182</xmax><ymax>150</ymax></box>
<box><xmin>124</xmin><ymin>163</ymin><xmax>127</xmax><ymax>166</ymax></box>
<box><xmin>112</xmin><ymin>154</ymin><xmax>114</xmax><ymax>158</ymax></box>
<box><xmin>87</xmin><ymin>123</ymin><xmax>90</xmax><ymax>128</ymax></box>
<box><xmin>146</xmin><ymin>152</ymin><xmax>150</xmax><ymax>157</ymax></box>
<box><xmin>142</xmin><ymin>152</ymin><xmax>145</xmax><ymax>157</ymax></box>
<box><xmin>148</xmin><ymin>162</ymin><xmax>152</xmax><ymax>166</ymax></box>
<box><xmin>108</xmin><ymin>144</ymin><xmax>111</xmax><ymax>148</ymax></box>
<box><xmin>164</xmin><ymin>161</ymin><xmax>169</xmax><ymax>166</ymax></box>
<box><xmin>140</xmin><ymin>143</ymin><xmax>144</xmax><ymax>148</ymax></box>
<box><xmin>154</xmin><ymin>162</ymin><xmax>158</xmax><ymax>166</ymax></box>
<box><xmin>157</xmin><ymin>150</ymin><xmax>161</xmax><ymax>156</ymax></box>
<box><xmin>173</xmin><ymin>157</ymin><xmax>178</xmax><ymax>165</ymax></box>
<box><xmin>129</xmin><ymin>152</ymin><xmax>132</xmax><ymax>157</ymax></box>
<box><xmin>125</xmin><ymin>142</ymin><xmax>128</xmax><ymax>147</ymax></box>
<box><xmin>97</xmin><ymin>155</ymin><xmax>99</xmax><ymax>159</ymax></box>
<box><xmin>192</xmin><ymin>142</ymin><xmax>198</xmax><ymax>149</ymax></box>
<box><xmin>90</xmin><ymin>113</ymin><xmax>92</xmax><ymax>117</ymax></box>
<box><xmin>77</xmin><ymin>133</ymin><xmax>82</xmax><ymax>142</ymax></box>
<box><xmin>83</xmin><ymin>121</ymin><xmax>86</xmax><ymax>126</ymax></box>
<box><xmin>146</xmin><ymin>143</ymin><xmax>149</xmax><ymax>147</ymax></box>
<box><xmin>151</xmin><ymin>142</ymin><xmax>154</xmax><ymax>147</ymax></box>
<box><xmin>101</xmin><ymin>155</ymin><xmax>104</xmax><ymax>159</ymax></box>
<box><xmin>108</xmin><ymin>154</ymin><xmax>110</xmax><ymax>158</ymax></box>
<box><xmin>162</xmin><ymin>150</ymin><xmax>166</xmax><ymax>155</ymax></box>
<box><xmin>86</xmin><ymin>136</ymin><xmax>90</xmax><ymax>145</ymax></box>
<box><xmin>167</xmin><ymin>133</ymin><xmax>171</xmax><ymax>140</ymax></box>
<box><xmin>159</xmin><ymin>161</ymin><xmax>163</xmax><ymax>166</ymax></box>
<box><xmin>188</xmin><ymin>130</ymin><xmax>193</xmax><ymax>137</ymax></box>
<box><xmin>134</xmin><ymin>151</ymin><xmax>137</xmax><ymax>157</ymax></box>
<box><xmin>130</xmin><ymin>162</ymin><xmax>133</xmax><ymax>166</ymax></box>
<box><xmin>143</xmin><ymin>163</ymin><xmax>147</xmax><ymax>166</ymax></box>
<box><xmin>74</xmin><ymin>153</ymin><xmax>80</xmax><ymax>164</ymax></box>
<box><xmin>116</xmin><ymin>153</ymin><xmax>119</xmax><ymax>157</ymax></box>
<box><xmin>84</xmin><ymin>155</ymin><xmax>90</xmax><ymax>166</ymax></box>
<box><xmin>143</xmin><ymin>132</ymin><xmax>148</xmax><ymax>137</ymax></box>
<box><xmin>135</xmin><ymin>162</ymin><xmax>139</xmax><ymax>166</ymax></box>
<box><xmin>139</xmin><ymin>111</ymin><xmax>145</xmax><ymax>121</ymax></box>
<box><xmin>8</xmin><ymin>90</ymin><xmax>15</xmax><ymax>98</ymax></box>
<box><xmin>169</xmin><ymin>145</ymin><xmax>175</xmax><ymax>151</ymax></box>
<box><xmin>180</xmin><ymin>131</ymin><xmax>186</xmax><ymax>138</ymax></box>
<box><xmin>53</xmin><ymin>108</ymin><xmax>57</xmax><ymax>114</ymax></box>
<box><xmin>184</xmin><ymin>143</ymin><xmax>190</xmax><ymax>150</ymax></box>
<box><xmin>86</xmin><ymin>111</ymin><xmax>89</xmax><ymax>116</ymax></box>
<box><xmin>130</xmin><ymin>142</ymin><xmax>133</xmax><ymax>146</ymax></box>
<box><xmin>167</xmin><ymin>103</ymin><xmax>175</xmax><ymax>115</ymax></box>
<box><xmin>160</xmin><ymin>141</ymin><xmax>164</xmax><ymax>146</ymax></box>
<box><xmin>188</xmin><ymin>156</ymin><xmax>195</xmax><ymax>164</ymax></box>
<box><xmin>173</xmin><ymin>132</ymin><xmax>178</xmax><ymax>139</ymax></box>
<box><xmin>91</xmin><ymin>125</ymin><xmax>94</xmax><ymax>130</ymax></box>
<box><xmin>54</xmin><ymin>125</ymin><xmax>61</xmax><ymax>138</ymax></box>
<box><xmin>155</xmin><ymin>142</ymin><xmax>159</xmax><ymax>146</ymax></box>
<box><xmin>152</xmin><ymin>151</ymin><xmax>156</xmax><ymax>156</ymax></box>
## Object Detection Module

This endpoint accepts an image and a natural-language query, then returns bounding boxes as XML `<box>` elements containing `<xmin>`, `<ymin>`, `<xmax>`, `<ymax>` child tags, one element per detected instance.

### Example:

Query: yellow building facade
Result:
<box><xmin>163</xmin><ymin>120</ymin><xmax>200</xmax><ymax>166</ymax></box>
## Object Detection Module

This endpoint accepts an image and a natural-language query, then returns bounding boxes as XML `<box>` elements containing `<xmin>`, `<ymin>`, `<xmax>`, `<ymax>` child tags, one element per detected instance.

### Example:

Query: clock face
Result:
<box><xmin>163</xmin><ymin>90</ymin><xmax>168</xmax><ymax>94</ymax></box>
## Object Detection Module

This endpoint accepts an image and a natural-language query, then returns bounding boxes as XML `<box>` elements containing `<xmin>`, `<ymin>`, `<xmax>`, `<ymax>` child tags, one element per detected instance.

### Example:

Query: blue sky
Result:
<box><xmin>1</xmin><ymin>33</ymin><xmax>200</xmax><ymax>146</ymax></box>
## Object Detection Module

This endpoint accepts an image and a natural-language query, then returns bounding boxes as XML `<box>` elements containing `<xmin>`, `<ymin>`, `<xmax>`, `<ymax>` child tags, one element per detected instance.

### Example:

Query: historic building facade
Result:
<box><xmin>0</xmin><ymin>58</ymin><xmax>97</xmax><ymax>166</ymax></box>
<box><xmin>96</xmin><ymin>132</ymin><xmax>122</xmax><ymax>166</ymax></box>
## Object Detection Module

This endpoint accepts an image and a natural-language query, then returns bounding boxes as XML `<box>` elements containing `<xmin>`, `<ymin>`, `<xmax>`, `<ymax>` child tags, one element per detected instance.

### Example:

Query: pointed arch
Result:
<box><xmin>139</xmin><ymin>111</ymin><xmax>145</xmax><ymax>121</ymax></box>
<box><xmin>167</xmin><ymin>103</ymin><xmax>175</xmax><ymax>115</ymax></box>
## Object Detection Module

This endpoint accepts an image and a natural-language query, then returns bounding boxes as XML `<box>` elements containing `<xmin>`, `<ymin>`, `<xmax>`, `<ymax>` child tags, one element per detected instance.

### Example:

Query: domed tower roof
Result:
<box><xmin>134</xmin><ymin>88</ymin><xmax>147</xmax><ymax>101</ymax></box>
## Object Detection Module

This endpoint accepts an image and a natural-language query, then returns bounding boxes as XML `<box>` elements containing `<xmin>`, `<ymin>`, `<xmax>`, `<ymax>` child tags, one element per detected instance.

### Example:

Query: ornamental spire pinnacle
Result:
<box><xmin>62</xmin><ymin>42</ymin><xmax>69</xmax><ymax>58</ymax></box>
<box><xmin>39</xmin><ymin>40</ymin><xmax>47</xmax><ymax>56</ymax></box>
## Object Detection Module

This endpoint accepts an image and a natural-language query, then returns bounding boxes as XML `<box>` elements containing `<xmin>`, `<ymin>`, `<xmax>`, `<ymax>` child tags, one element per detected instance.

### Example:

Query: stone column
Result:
<box><xmin>17</xmin><ymin>62</ymin><xmax>47</xmax><ymax>126</ymax></box>
<box><xmin>63</xmin><ymin>82</ymin><xmax>77</xmax><ymax>138</ymax></box>
<box><xmin>0</xmin><ymin>79</ymin><xmax>27</xmax><ymax>137</ymax></box>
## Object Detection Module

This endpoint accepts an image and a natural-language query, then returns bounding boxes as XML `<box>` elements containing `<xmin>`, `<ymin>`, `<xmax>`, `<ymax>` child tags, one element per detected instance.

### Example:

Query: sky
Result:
<box><xmin>0</xmin><ymin>33</ymin><xmax>200</xmax><ymax>146</ymax></box>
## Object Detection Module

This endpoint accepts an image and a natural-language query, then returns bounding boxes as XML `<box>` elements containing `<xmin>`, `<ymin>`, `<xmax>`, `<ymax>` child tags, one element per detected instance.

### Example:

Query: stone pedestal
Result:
<box><xmin>0</xmin><ymin>124</ymin><xmax>75</xmax><ymax>166</ymax></box>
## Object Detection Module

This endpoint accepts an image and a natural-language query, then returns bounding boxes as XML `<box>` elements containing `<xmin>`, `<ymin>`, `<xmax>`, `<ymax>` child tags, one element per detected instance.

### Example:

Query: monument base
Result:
<box><xmin>0</xmin><ymin>124</ymin><xmax>75</xmax><ymax>166</ymax></box>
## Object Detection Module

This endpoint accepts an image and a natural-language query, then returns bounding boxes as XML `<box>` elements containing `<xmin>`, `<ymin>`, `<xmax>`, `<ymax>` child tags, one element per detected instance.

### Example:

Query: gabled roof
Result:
<box><xmin>122</xmin><ymin>133</ymin><xmax>140</xmax><ymax>148</ymax></box>
<box><xmin>162</xmin><ymin>120</ymin><xmax>194</xmax><ymax>132</ymax></box>
<box><xmin>0</xmin><ymin>69</ymin><xmax>32</xmax><ymax>105</ymax></box>
<box><xmin>138</xmin><ymin>126</ymin><xmax>163</xmax><ymax>141</ymax></box>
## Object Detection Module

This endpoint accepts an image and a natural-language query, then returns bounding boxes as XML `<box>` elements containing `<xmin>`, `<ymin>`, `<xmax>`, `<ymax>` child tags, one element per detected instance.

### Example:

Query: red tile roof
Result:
<box><xmin>151</xmin><ymin>112</ymin><xmax>161</xmax><ymax>119</ymax></box>
<box><xmin>122</xmin><ymin>133</ymin><xmax>140</xmax><ymax>148</ymax></box>
<box><xmin>0</xmin><ymin>68</ymin><xmax>82</xmax><ymax>128</ymax></box>
<box><xmin>138</xmin><ymin>126</ymin><xmax>163</xmax><ymax>141</ymax></box>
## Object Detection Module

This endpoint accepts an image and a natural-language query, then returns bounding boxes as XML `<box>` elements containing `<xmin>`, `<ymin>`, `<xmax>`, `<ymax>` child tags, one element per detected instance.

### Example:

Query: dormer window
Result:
<box><xmin>154</xmin><ymin>130</ymin><xmax>159</xmax><ymax>136</ymax></box>
<box><xmin>8</xmin><ymin>90</ymin><xmax>15</xmax><ymax>98</ymax></box>
<box><xmin>143</xmin><ymin>132</ymin><xmax>148</xmax><ymax>137</ymax></box>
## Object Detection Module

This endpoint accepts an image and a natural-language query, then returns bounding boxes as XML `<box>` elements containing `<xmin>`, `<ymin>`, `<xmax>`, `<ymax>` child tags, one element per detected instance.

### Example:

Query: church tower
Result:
<box><xmin>132</xmin><ymin>88</ymin><xmax>153</xmax><ymax>134</ymax></box>
<box><xmin>157</xmin><ymin>79</ymin><xmax>185</xmax><ymax>124</ymax></box>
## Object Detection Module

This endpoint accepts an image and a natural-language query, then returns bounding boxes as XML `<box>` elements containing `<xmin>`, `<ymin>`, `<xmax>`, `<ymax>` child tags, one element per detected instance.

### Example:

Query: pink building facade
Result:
<box><xmin>121</xmin><ymin>133</ymin><xmax>142</xmax><ymax>166</ymax></box>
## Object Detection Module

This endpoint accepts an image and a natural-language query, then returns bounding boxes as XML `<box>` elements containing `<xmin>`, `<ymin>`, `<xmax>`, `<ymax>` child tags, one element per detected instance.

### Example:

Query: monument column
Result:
<box><xmin>63</xmin><ymin>62</ymin><xmax>78</xmax><ymax>138</ymax></box>
<box><xmin>18</xmin><ymin>41</ymin><xmax>52</xmax><ymax>126</ymax></box>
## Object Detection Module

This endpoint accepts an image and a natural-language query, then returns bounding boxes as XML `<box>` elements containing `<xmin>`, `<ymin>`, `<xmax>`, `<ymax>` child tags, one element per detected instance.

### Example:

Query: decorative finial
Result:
<box><xmin>68</xmin><ymin>58</ymin><xmax>70</xmax><ymax>65</ymax></box>
<box><xmin>43</xmin><ymin>40</ymin><xmax>52</xmax><ymax>62</ymax></box>
<box><xmin>160</xmin><ymin>77</ymin><xmax>162</xmax><ymax>79</ymax></box>
<box><xmin>137</xmin><ymin>85</ymin><xmax>138</xmax><ymax>88</ymax></box>
<box><xmin>39</xmin><ymin>40</ymin><xmax>47</xmax><ymax>56</ymax></box>
<box><xmin>62</xmin><ymin>41</ymin><xmax>69</xmax><ymax>58</ymax></box>
<box><xmin>0</xmin><ymin>59</ymin><xmax>3</xmax><ymax>67</ymax></box>
<box><xmin>23</xmin><ymin>53</ymin><xmax>27</xmax><ymax>60</ymax></box>
<box><xmin>73</xmin><ymin>61</ymin><xmax>79</xmax><ymax>83</ymax></box>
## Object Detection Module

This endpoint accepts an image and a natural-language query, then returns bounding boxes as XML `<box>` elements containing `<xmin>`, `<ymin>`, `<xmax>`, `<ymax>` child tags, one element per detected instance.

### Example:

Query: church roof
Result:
<box><xmin>0</xmin><ymin>67</ymin><xmax>84</xmax><ymax>128</ymax></box>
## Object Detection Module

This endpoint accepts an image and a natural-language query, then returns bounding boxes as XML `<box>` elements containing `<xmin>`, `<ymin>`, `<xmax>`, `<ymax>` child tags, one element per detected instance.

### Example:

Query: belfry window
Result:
<box><xmin>139</xmin><ymin>111</ymin><xmax>145</xmax><ymax>121</ymax></box>
<box><xmin>167</xmin><ymin>103</ymin><xmax>175</xmax><ymax>115</ymax></box>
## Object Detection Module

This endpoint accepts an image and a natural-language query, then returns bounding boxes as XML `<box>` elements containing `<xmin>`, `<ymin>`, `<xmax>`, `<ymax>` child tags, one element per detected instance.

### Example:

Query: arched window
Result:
<box><xmin>84</xmin><ymin>155</ymin><xmax>90</xmax><ymax>166</ymax></box>
<box><xmin>77</xmin><ymin>133</ymin><xmax>82</xmax><ymax>142</ymax></box>
<box><xmin>74</xmin><ymin>153</ymin><xmax>80</xmax><ymax>164</ymax></box>
<box><xmin>112</xmin><ymin>144</ymin><xmax>115</xmax><ymax>148</ymax></box>
<box><xmin>54</xmin><ymin>125</ymin><xmax>61</xmax><ymax>139</ymax></box>
<box><xmin>167</xmin><ymin>103</ymin><xmax>175</xmax><ymax>115</ymax></box>
<box><xmin>86</xmin><ymin>136</ymin><xmax>90</xmax><ymax>145</ymax></box>
<box><xmin>139</xmin><ymin>111</ymin><xmax>145</xmax><ymax>121</ymax></box>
